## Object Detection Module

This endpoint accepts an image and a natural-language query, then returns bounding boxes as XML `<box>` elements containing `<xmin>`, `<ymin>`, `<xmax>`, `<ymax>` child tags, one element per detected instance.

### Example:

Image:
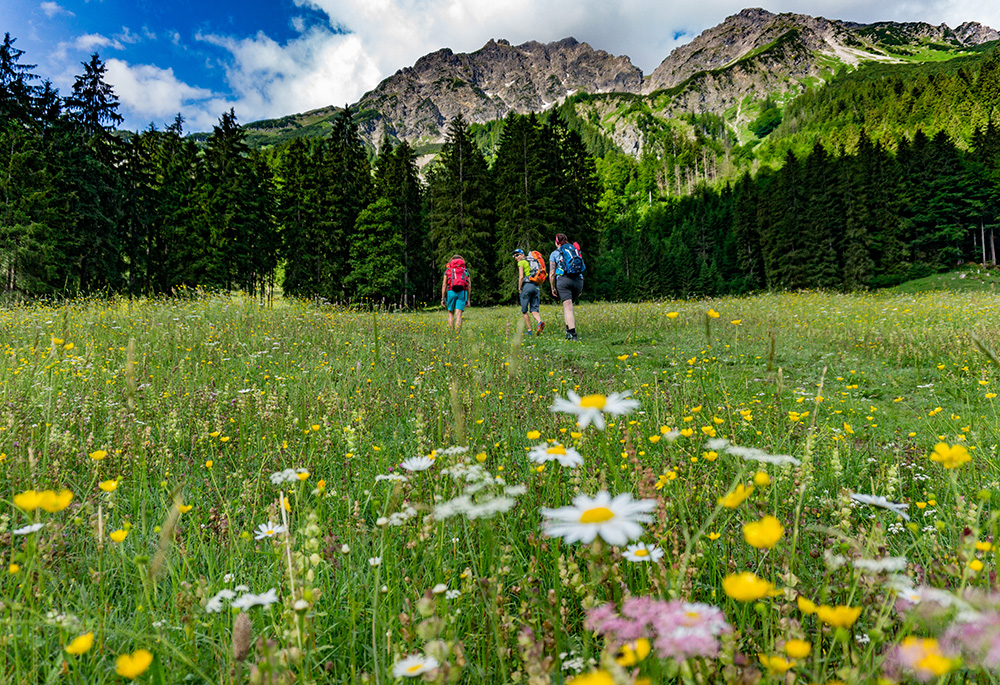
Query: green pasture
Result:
<box><xmin>3</xmin><ymin>289</ymin><xmax>1000</xmax><ymax>683</ymax></box>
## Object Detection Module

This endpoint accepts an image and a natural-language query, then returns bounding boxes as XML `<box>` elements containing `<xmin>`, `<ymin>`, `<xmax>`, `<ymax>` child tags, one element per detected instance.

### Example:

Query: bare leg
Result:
<box><xmin>562</xmin><ymin>300</ymin><xmax>576</xmax><ymax>330</ymax></box>
<box><xmin>522</xmin><ymin>311</ymin><xmax>532</xmax><ymax>332</ymax></box>
<box><xmin>455</xmin><ymin>309</ymin><xmax>464</xmax><ymax>332</ymax></box>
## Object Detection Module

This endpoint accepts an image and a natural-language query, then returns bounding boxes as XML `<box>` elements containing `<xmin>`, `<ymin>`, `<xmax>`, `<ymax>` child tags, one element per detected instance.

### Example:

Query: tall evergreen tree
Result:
<box><xmin>374</xmin><ymin>136</ymin><xmax>427</xmax><ymax>301</ymax></box>
<box><xmin>65</xmin><ymin>53</ymin><xmax>123</xmax><ymax>137</ymax></box>
<box><xmin>427</xmin><ymin>114</ymin><xmax>495</xmax><ymax>301</ymax></box>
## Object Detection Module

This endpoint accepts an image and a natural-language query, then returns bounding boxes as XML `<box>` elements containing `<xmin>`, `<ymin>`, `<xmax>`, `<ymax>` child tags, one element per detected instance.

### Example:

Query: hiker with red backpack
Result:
<box><xmin>512</xmin><ymin>248</ymin><xmax>546</xmax><ymax>337</ymax></box>
<box><xmin>441</xmin><ymin>255</ymin><xmax>471</xmax><ymax>332</ymax></box>
<box><xmin>549</xmin><ymin>233</ymin><xmax>585</xmax><ymax>341</ymax></box>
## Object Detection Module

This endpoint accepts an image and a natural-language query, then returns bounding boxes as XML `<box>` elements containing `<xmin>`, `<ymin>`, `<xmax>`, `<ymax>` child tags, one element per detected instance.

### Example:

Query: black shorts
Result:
<box><xmin>555</xmin><ymin>274</ymin><xmax>583</xmax><ymax>303</ymax></box>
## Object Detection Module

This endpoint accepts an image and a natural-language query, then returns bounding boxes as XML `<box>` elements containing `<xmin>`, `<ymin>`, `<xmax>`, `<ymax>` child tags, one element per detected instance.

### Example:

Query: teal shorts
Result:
<box><xmin>446</xmin><ymin>289</ymin><xmax>468</xmax><ymax>312</ymax></box>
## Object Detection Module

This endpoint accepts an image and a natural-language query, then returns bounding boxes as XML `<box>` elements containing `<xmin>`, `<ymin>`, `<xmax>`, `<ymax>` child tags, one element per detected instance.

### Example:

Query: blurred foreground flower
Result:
<box><xmin>116</xmin><ymin>649</ymin><xmax>153</xmax><ymax>679</ymax></box>
<box><xmin>849</xmin><ymin>493</ymin><xmax>910</xmax><ymax>521</ymax></box>
<box><xmin>551</xmin><ymin>391</ymin><xmax>639</xmax><ymax>430</ymax></box>
<box><xmin>586</xmin><ymin>597</ymin><xmax>731</xmax><ymax>660</ymax></box>
<box><xmin>65</xmin><ymin>632</ymin><xmax>94</xmax><ymax>655</ymax></box>
<box><xmin>528</xmin><ymin>443</ymin><xmax>583</xmax><ymax>468</ymax></box>
<box><xmin>884</xmin><ymin>637</ymin><xmax>958</xmax><ymax>682</ymax></box>
<box><xmin>541</xmin><ymin>491</ymin><xmax>656</xmax><ymax>546</ymax></box>
<box><xmin>392</xmin><ymin>654</ymin><xmax>440</xmax><ymax>678</ymax></box>
<box><xmin>722</xmin><ymin>572</ymin><xmax>775</xmax><ymax>601</ymax></box>
<box><xmin>930</xmin><ymin>442</ymin><xmax>971</xmax><ymax>469</ymax></box>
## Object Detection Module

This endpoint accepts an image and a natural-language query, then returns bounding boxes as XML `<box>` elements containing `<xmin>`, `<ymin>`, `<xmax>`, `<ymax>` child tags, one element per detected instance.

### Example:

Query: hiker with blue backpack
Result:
<box><xmin>512</xmin><ymin>248</ymin><xmax>547</xmax><ymax>337</ymax></box>
<box><xmin>441</xmin><ymin>255</ymin><xmax>471</xmax><ymax>332</ymax></box>
<box><xmin>549</xmin><ymin>233</ymin><xmax>585</xmax><ymax>341</ymax></box>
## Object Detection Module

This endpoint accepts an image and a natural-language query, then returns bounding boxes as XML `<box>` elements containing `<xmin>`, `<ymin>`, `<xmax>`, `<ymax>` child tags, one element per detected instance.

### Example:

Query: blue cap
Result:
<box><xmin>512</xmin><ymin>249</ymin><xmax>524</xmax><ymax>256</ymax></box>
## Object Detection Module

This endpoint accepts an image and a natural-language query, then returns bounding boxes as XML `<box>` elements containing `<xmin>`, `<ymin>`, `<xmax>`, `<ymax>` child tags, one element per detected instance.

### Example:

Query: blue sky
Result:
<box><xmin>7</xmin><ymin>0</ymin><xmax>999</xmax><ymax>132</ymax></box>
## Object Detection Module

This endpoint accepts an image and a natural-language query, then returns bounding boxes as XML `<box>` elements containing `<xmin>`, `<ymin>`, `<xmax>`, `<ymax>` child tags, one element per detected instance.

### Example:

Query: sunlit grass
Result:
<box><xmin>3</xmin><ymin>290</ymin><xmax>1000</xmax><ymax>683</ymax></box>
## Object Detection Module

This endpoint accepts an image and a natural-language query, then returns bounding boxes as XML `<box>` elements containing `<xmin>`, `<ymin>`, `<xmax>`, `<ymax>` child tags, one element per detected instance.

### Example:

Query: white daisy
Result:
<box><xmin>232</xmin><ymin>588</ymin><xmax>280</xmax><ymax>610</ymax></box>
<box><xmin>528</xmin><ymin>443</ymin><xmax>584</xmax><ymax>468</ymax></box>
<box><xmin>400</xmin><ymin>456</ymin><xmax>435</xmax><ymax>472</ymax></box>
<box><xmin>622</xmin><ymin>542</ymin><xmax>665</xmax><ymax>563</ymax></box>
<box><xmin>375</xmin><ymin>473</ymin><xmax>409</xmax><ymax>483</ymax></box>
<box><xmin>550</xmin><ymin>391</ymin><xmax>640</xmax><ymax>430</ymax></box>
<box><xmin>254</xmin><ymin>521</ymin><xmax>287</xmax><ymax>540</ymax></box>
<box><xmin>392</xmin><ymin>654</ymin><xmax>440</xmax><ymax>678</ymax></box>
<box><xmin>12</xmin><ymin>523</ymin><xmax>45</xmax><ymax>536</ymax></box>
<box><xmin>205</xmin><ymin>589</ymin><xmax>236</xmax><ymax>613</ymax></box>
<box><xmin>540</xmin><ymin>491</ymin><xmax>656</xmax><ymax>546</ymax></box>
<box><xmin>850</xmin><ymin>493</ymin><xmax>911</xmax><ymax>521</ymax></box>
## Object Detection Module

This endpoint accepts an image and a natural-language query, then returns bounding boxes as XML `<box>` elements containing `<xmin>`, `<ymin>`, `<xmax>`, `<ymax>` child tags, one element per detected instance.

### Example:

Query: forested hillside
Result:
<box><xmin>2</xmin><ymin>31</ymin><xmax>1000</xmax><ymax>305</ymax></box>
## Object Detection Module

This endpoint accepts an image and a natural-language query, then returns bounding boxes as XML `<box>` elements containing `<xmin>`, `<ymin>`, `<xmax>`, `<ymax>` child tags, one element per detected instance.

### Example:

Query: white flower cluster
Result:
<box><xmin>704</xmin><ymin>438</ymin><xmax>801</xmax><ymax>466</ymax></box>
<box><xmin>206</xmin><ymin>587</ymin><xmax>280</xmax><ymax>613</ymax></box>
<box><xmin>849</xmin><ymin>492</ymin><xmax>910</xmax><ymax>521</ymax></box>
<box><xmin>853</xmin><ymin>556</ymin><xmax>908</xmax><ymax>574</ymax></box>
<box><xmin>432</xmin><ymin>461</ymin><xmax>525</xmax><ymax>521</ymax></box>
<box><xmin>269</xmin><ymin>468</ymin><xmax>308</xmax><ymax>485</ymax></box>
<box><xmin>376</xmin><ymin>506</ymin><xmax>418</xmax><ymax>527</ymax></box>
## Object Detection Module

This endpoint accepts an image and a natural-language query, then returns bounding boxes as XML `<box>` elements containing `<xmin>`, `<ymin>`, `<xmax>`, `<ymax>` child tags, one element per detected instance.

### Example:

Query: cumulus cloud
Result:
<box><xmin>40</xmin><ymin>1</ymin><xmax>74</xmax><ymax>18</ymax></box>
<box><xmin>194</xmin><ymin>26</ymin><xmax>381</xmax><ymax>121</ymax></box>
<box><xmin>105</xmin><ymin>59</ymin><xmax>218</xmax><ymax>130</ymax></box>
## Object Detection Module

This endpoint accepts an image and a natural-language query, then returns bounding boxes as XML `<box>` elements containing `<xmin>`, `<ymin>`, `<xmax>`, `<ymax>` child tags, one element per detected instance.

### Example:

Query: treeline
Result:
<box><xmin>5</xmin><ymin>30</ymin><xmax>1000</xmax><ymax>305</ymax></box>
<box><xmin>594</xmin><ymin>125</ymin><xmax>1000</xmax><ymax>299</ymax></box>
<box><xmin>0</xmin><ymin>35</ymin><xmax>599</xmax><ymax>305</ymax></box>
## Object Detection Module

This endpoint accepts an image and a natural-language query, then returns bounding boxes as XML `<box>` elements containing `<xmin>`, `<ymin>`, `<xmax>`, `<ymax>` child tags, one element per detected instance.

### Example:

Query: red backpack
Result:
<box><xmin>446</xmin><ymin>258</ymin><xmax>469</xmax><ymax>291</ymax></box>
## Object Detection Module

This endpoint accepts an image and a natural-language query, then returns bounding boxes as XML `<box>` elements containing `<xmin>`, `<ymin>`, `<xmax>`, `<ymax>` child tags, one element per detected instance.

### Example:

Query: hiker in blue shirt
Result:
<box><xmin>548</xmin><ymin>233</ymin><xmax>584</xmax><ymax>341</ymax></box>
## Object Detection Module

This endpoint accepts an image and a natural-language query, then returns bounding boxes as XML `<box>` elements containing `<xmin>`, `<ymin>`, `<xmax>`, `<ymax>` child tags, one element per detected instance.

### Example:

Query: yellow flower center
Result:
<box><xmin>579</xmin><ymin>507</ymin><xmax>615</xmax><ymax>523</ymax></box>
<box><xmin>579</xmin><ymin>394</ymin><xmax>607</xmax><ymax>409</ymax></box>
<box><xmin>633</xmin><ymin>549</ymin><xmax>649</xmax><ymax>557</ymax></box>
<box><xmin>546</xmin><ymin>445</ymin><xmax>567</xmax><ymax>455</ymax></box>
<box><xmin>407</xmin><ymin>664</ymin><xmax>424</xmax><ymax>674</ymax></box>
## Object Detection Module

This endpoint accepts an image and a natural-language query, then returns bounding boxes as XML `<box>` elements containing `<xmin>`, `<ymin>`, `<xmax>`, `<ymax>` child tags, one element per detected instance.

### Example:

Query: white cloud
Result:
<box><xmin>194</xmin><ymin>26</ymin><xmax>380</xmax><ymax>122</ymax></box>
<box><xmin>73</xmin><ymin>33</ymin><xmax>124</xmax><ymax>52</ymax></box>
<box><xmin>104</xmin><ymin>59</ymin><xmax>218</xmax><ymax>130</ymax></box>
<box><xmin>40</xmin><ymin>1</ymin><xmax>74</xmax><ymax>18</ymax></box>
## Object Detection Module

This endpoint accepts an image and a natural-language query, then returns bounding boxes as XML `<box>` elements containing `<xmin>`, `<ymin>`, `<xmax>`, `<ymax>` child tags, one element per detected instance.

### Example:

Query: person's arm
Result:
<box><xmin>517</xmin><ymin>263</ymin><xmax>524</xmax><ymax>293</ymax></box>
<box><xmin>441</xmin><ymin>273</ymin><xmax>447</xmax><ymax>304</ymax></box>
<box><xmin>550</xmin><ymin>259</ymin><xmax>558</xmax><ymax>297</ymax></box>
<box><xmin>466</xmin><ymin>270</ymin><xmax>471</xmax><ymax>306</ymax></box>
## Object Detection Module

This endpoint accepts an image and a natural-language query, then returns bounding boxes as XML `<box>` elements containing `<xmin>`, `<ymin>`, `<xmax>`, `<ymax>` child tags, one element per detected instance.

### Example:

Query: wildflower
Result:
<box><xmin>885</xmin><ymin>637</ymin><xmax>957</xmax><ymax>682</ymax></box>
<box><xmin>666</xmin><ymin>312</ymin><xmax>679</xmax><ymax>319</ymax></box>
<box><xmin>8</xmin><ymin>564</ymin><xmax>20</xmax><ymax>574</ymax></box>
<box><xmin>13</xmin><ymin>523</ymin><xmax>45</xmax><ymax>536</ymax></box>
<box><xmin>392</xmin><ymin>654</ymin><xmax>440</xmax><ymax>678</ymax></box>
<box><xmin>707</xmin><ymin>309</ymin><xmax>720</xmax><ymax>318</ymax></box>
<box><xmin>815</xmin><ymin>604</ymin><xmax>861</xmax><ymax>628</ymax></box>
<box><xmin>540</xmin><ymin>491</ymin><xmax>656</xmax><ymax>546</ymax></box>
<box><xmin>708</xmin><ymin>532</ymin><xmax>721</xmax><ymax>540</ymax></box>
<box><xmin>527</xmin><ymin>430</ymin><xmax>541</xmax><ymax>440</ymax></box>
<box><xmin>759</xmin><ymin>654</ymin><xmax>795</xmax><ymax>674</ymax></box>
<box><xmin>742</xmin><ymin>515</ymin><xmax>784</xmax><ymax>549</ymax></box>
<box><xmin>753</xmin><ymin>471</ymin><xmax>770</xmax><ymax>486</ymax></box>
<box><xmin>969</xmin><ymin>559</ymin><xmax>984</xmax><ymax>572</ymax></box>
<box><xmin>400</xmin><ymin>456</ymin><xmax>435</xmax><ymax>472</ymax></box>
<box><xmin>703</xmin><ymin>450</ymin><xmax>718</xmax><ymax>461</ymax></box>
<box><xmin>99</xmin><ymin>479</ymin><xmax>119</xmax><ymax>492</ymax></box>
<box><xmin>89</xmin><ymin>450</ymin><xmax>107</xmax><ymax>461</ymax></box>
<box><xmin>13</xmin><ymin>490</ymin><xmax>43</xmax><ymax>511</ymax></box>
<box><xmin>550</xmin><ymin>390</ymin><xmax>639</xmax><ymax>430</ymax></box>
<box><xmin>528</xmin><ymin>443</ymin><xmax>583</xmax><ymax>468</ymax></box>
<box><xmin>110</xmin><ymin>529</ymin><xmax>128</xmax><ymax>543</ymax></box>
<box><xmin>850</xmin><ymin>493</ymin><xmax>910</xmax><ymax>521</ymax></box>
<box><xmin>269</xmin><ymin>468</ymin><xmax>308</xmax><ymax>484</ymax></box>
<box><xmin>718</xmin><ymin>484</ymin><xmax>754</xmax><ymax>509</ymax></box>
<box><xmin>37</xmin><ymin>489</ymin><xmax>73</xmax><ymax>513</ymax></box>
<box><xmin>368</xmin><ymin>557</ymin><xmax>381</xmax><ymax>567</ymax></box>
<box><xmin>374</xmin><ymin>473</ymin><xmax>408</xmax><ymax>483</ymax></box>
<box><xmin>115</xmin><ymin>649</ymin><xmax>153</xmax><ymax>679</ymax></box>
<box><xmin>722</xmin><ymin>572</ymin><xmax>774</xmax><ymax>602</ymax></box>
<box><xmin>707</xmin><ymin>439</ymin><xmax>800</xmax><ymax>466</ymax></box>
<box><xmin>930</xmin><ymin>442</ymin><xmax>971</xmax><ymax>469</ymax></box>
<box><xmin>785</xmin><ymin>639</ymin><xmax>811</xmax><ymax>659</ymax></box>
<box><xmin>178</xmin><ymin>503</ymin><xmax>193</xmax><ymax>513</ymax></box>
<box><xmin>65</xmin><ymin>632</ymin><xmax>94</xmax><ymax>655</ymax></box>
<box><xmin>254</xmin><ymin>521</ymin><xmax>286</xmax><ymax>540</ymax></box>
<box><xmin>205</xmin><ymin>589</ymin><xmax>237</xmax><ymax>613</ymax></box>
<box><xmin>648</xmin><ymin>434</ymin><xmax>660</xmax><ymax>443</ymax></box>
<box><xmin>797</xmin><ymin>597</ymin><xmax>817</xmax><ymax>614</ymax></box>
<box><xmin>853</xmin><ymin>557</ymin><xmax>908</xmax><ymax>574</ymax></box>
<box><xmin>232</xmin><ymin>588</ymin><xmax>280</xmax><ymax>610</ymax></box>
<box><xmin>586</xmin><ymin>598</ymin><xmax>731</xmax><ymax>661</ymax></box>
<box><xmin>616</xmin><ymin>638</ymin><xmax>652</xmax><ymax>666</ymax></box>
<box><xmin>623</xmin><ymin>542</ymin><xmax>665</xmax><ymax>563</ymax></box>
<box><xmin>569</xmin><ymin>671</ymin><xmax>612</xmax><ymax>685</ymax></box>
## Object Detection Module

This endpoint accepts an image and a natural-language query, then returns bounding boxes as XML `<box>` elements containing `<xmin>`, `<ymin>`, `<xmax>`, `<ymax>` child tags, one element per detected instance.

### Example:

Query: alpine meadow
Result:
<box><xmin>6</xmin><ymin>4</ymin><xmax>1000</xmax><ymax>685</ymax></box>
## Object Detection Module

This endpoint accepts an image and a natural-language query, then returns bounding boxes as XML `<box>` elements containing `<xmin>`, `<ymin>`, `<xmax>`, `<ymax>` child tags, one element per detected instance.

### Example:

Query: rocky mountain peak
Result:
<box><xmin>355</xmin><ymin>37</ymin><xmax>642</xmax><ymax>144</ymax></box>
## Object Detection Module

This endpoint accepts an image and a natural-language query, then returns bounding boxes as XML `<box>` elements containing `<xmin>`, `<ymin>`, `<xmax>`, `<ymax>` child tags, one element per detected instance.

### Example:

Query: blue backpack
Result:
<box><xmin>558</xmin><ymin>243</ymin><xmax>585</xmax><ymax>275</ymax></box>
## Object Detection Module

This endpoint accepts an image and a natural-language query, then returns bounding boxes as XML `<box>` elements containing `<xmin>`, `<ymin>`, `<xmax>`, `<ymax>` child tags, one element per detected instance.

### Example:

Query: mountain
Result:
<box><xmin>353</xmin><ymin>37</ymin><xmax>642</xmax><ymax>147</ymax></box>
<box><xmin>239</xmin><ymin>8</ymin><xmax>999</xmax><ymax>158</ymax></box>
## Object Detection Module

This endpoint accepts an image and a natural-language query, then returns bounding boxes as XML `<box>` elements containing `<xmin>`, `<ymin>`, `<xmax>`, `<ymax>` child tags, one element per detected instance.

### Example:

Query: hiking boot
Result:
<box><xmin>565</xmin><ymin>331</ymin><xmax>574</xmax><ymax>340</ymax></box>
<box><xmin>537</xmin><ymin>321</ymin><xmax>545</xmax><ymax>336</ymax></box>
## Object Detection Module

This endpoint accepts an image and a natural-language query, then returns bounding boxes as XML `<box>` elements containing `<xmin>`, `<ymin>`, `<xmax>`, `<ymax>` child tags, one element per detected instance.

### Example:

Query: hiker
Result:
<box><xmin>549</xmin><ymin>233</ymin><xmax>585</xmax><ymax>341</ymax></box>
<box><xmin>512</xmin><ymin>248</ymin><xmax>545</xmax><ymax>336</ymax></box>
<box><xmin>441</xmin><ymin>255</ymin><xmax>470</xmax><ymax>332</ymax></box>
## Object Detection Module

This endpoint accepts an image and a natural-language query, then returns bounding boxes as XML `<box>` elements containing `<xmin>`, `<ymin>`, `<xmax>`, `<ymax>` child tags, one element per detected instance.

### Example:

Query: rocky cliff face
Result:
<box><xmin>354</xmin><ymin>37</ymin><xmax>642</xmax><ymax>143</ymax></box>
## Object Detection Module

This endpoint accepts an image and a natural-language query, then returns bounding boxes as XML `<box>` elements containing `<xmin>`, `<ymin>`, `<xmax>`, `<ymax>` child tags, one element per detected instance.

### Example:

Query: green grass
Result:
<box><xmin>3</xmin><ymin>290</ymin><xmax>1000</xmax><ymax>683</ymax></box>
<box><xmin>891</xmin><ymin>265</ymin><xmax>1000</xmax><ymax>293</ymax></box>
